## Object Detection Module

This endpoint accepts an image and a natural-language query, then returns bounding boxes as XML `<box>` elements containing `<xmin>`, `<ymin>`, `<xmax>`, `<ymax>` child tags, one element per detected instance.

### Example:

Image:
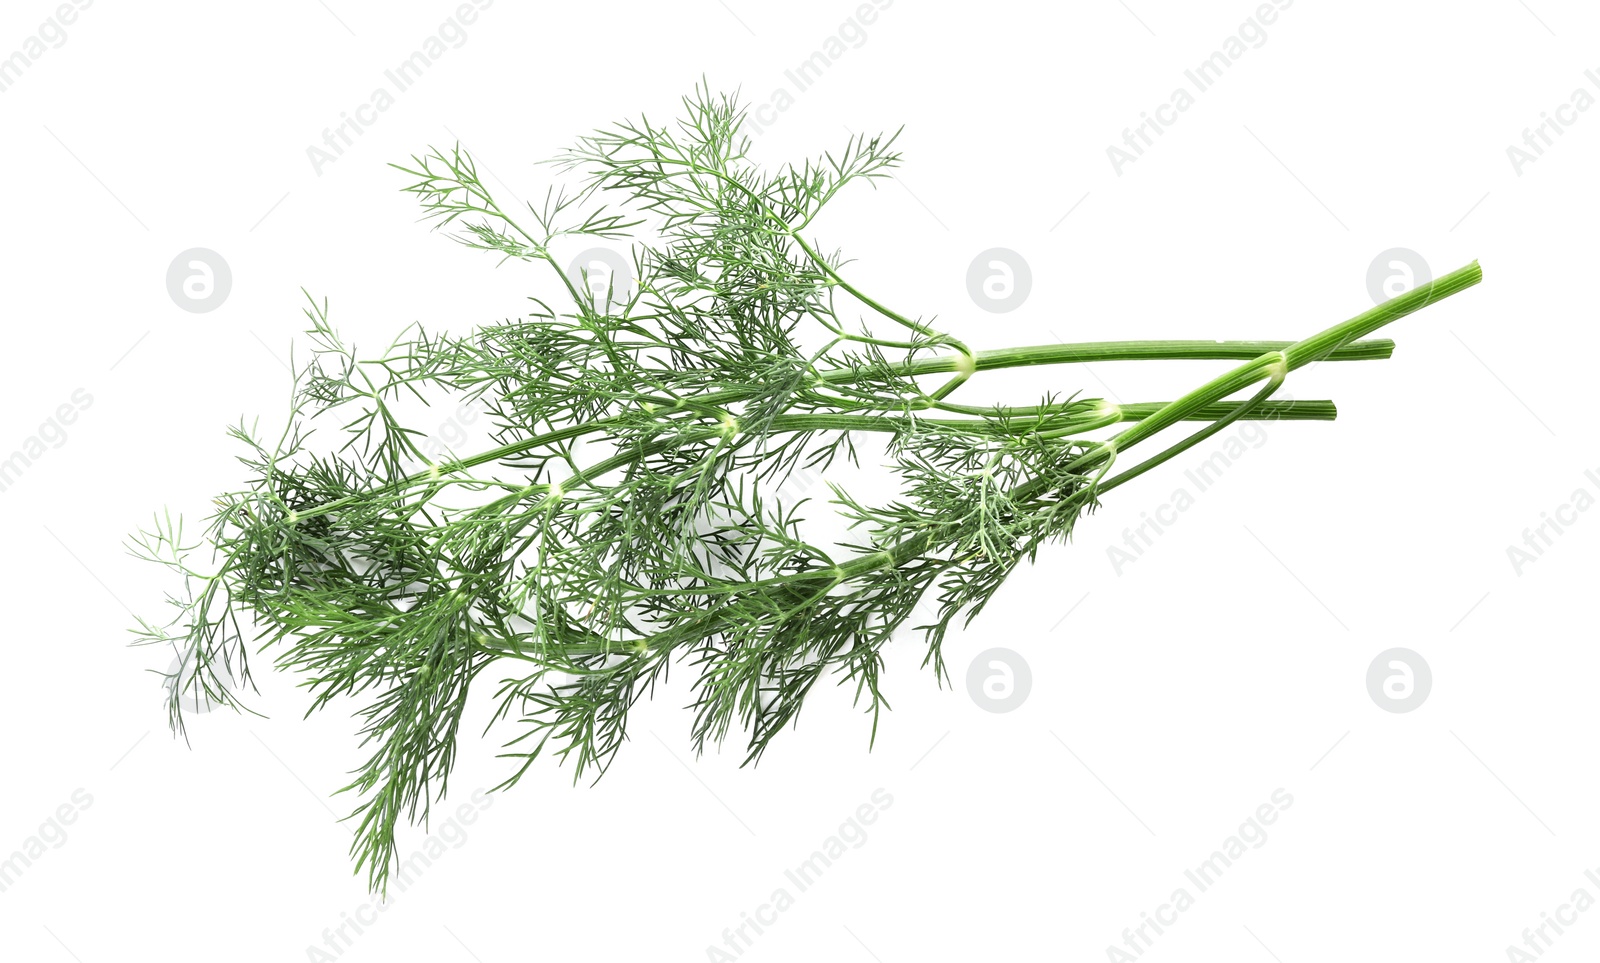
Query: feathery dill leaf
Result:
<box><xmin>129</xmin><ymin>83</ymin><xmax>1481</xmax><ymax>891</ymax></box>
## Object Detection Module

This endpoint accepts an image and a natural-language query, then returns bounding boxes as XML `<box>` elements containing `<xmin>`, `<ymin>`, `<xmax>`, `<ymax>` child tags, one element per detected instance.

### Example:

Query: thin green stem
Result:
<box><xmin>838</xmin><ymin>262</ymin><xmax>1484</xmax><ymax>579</ymax></box>
<box><xmin>294</xmin><ymin>338</ymin><xmax>1377</xmax><ymax>520</ymax></box>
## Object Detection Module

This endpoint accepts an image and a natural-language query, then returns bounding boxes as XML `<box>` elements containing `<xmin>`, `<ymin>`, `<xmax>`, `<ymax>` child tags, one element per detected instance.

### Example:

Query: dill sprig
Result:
<box><xmin>129</xmin><ymin>83</ymin><xmax>1481</xmax><ymax>891</ymax></box>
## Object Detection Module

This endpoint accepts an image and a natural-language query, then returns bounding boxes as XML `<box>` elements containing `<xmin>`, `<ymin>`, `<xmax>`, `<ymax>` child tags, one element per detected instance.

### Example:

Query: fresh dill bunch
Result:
<box><xmin>129</xmin><ymin>83</ymin><xmax>1482</xmax><ymax>891</ymax></box>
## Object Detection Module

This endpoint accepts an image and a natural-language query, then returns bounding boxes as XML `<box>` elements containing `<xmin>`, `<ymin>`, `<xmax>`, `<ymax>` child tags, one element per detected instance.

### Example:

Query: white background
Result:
<box><xmin>1</xmin><ymin>1</ymin><xmax>1595</xmax><ymax>960</ymax></box>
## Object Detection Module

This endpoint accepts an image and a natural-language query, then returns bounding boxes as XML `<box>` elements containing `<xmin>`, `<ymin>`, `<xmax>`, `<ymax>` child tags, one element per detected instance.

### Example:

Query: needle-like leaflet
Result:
<box><xmin>130</xmin><ymin>85</ymin><xmax>1481</xmax><ymax>891</ymax></box>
